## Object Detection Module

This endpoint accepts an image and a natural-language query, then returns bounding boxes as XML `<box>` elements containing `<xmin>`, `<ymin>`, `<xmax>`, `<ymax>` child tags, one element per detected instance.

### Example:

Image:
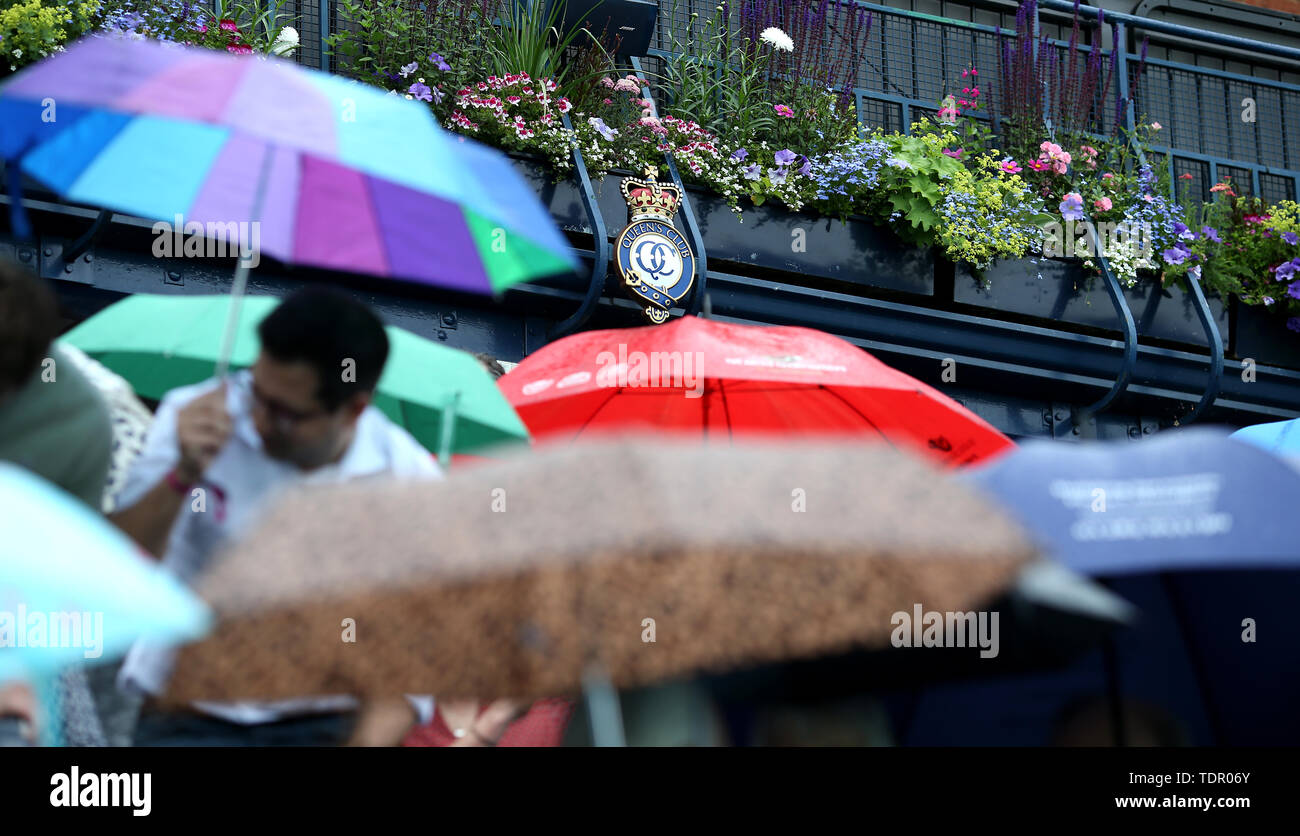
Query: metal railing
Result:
<box><xmin>242</xmin><ymin>0</ymin><xmax>1300</xmax><ymax>202</ymax></box>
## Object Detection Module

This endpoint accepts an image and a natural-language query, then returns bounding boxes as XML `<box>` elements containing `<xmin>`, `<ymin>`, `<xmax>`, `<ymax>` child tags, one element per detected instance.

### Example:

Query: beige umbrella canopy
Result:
<box><xmin>165</xmin><ymin>438</ymin><xmax>1038</xmax><ymax>703</ymax></box>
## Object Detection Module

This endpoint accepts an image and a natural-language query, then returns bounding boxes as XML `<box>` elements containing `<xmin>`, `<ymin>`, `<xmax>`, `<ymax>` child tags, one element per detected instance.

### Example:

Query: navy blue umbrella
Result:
<box><xmin>891</xmin><ymin>429</ymin><xmax>1300</xmax><ymax>746</ymax></box>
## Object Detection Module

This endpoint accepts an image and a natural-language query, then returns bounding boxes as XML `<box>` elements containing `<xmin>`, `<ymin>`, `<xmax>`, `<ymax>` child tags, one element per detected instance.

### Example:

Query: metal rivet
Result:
<box><xmin>437</xmin><ymin>330</ymin><xmax>447</xmax><ymax>341</ymax></box>
<box><xmin>64</xmin><ymin>264</ymin><xmax>74</xmax><ymax>273</ymax></box>
<box><xmin>1054</xmin><ymin>410</ymin><xmax>1067</xmax><ymax>422</ymax></box>
<box><xmin>43</xmin><ymin>247</ymin><xmax>53</xmax><ymax>257</ymax></box>
<box><xmin>83</xmin><ymin>253</ymin><xmax>93</xmax><ymax>263</ymax></box>
<box><xmin>1142</xmin><ymin>426</ymin><xmax>1152</xmax><ymax>434</ymax></box>
<box><xmin>1072</xmin><ymin>427</ymin><xmax>1080</xmax><ymax>435</ymax></box>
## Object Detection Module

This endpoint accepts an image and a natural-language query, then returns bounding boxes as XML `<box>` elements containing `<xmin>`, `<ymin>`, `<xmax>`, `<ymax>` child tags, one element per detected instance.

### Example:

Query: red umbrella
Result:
<box><xmin>499</xmin><ymin>316</ymin><xmax>1013</xmax><ymax>466</ymax></box>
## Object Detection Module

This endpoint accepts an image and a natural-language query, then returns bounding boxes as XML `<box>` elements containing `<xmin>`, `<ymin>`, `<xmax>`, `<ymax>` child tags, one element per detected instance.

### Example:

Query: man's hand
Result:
<box><xmin>175</xmin><ymin>381</ymin><xmax>232</xmax><ymax>483</ymax></box>
<box><xmin>346</xmin><ymin>697</ymin><xmax>419</xmax><ymax>747</ymax></box>
<box><xmin>447</xmin><ymin>698</ymin><xmax>531</xmax><ymax>746</ymax></box>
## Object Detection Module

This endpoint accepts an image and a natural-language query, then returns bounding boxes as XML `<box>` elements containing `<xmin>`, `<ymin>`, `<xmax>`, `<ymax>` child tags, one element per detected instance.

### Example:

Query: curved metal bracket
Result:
<box><xmin>1181</xmin><ymin>271</ymin><xmax>1223</xmax><ymax>423</ymax></box>
<box><xmin>1063</xmin><ymin>217</ymin><xmax>1138</xmax><ymax>435</ymax></box>
<box><xmin>546</xmin><ymin>111</ymin><xmax>610</xmax><ymax>341</ymax></box>
<box><xmin>61</xmin><ymin>208</ymin><xmax>113</xmax><ymax>264</ymax></box>
<box><xmin>630</xmin><ymin>56</ymin><xmax>709</xmax><ymax>318</ymax></box>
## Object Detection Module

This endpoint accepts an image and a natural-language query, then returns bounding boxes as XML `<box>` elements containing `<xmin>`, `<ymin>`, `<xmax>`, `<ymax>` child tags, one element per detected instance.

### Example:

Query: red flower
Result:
<box><xmin>219</xmin><ymin>19</ymin><xmax>238</xmax><ymax>32</ymax></box>
<box><xmin>226</xmin><ymin>44</ymin><xmax>254</xmax><ymax>55</ymax></box>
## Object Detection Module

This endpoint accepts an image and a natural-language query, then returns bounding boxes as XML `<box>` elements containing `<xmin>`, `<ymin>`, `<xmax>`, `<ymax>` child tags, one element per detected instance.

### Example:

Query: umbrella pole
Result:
<box><xmin>214</xmin><ymin>261</ymin><xmax>251</xmax><ymax>378</ymax></box>
<box><xmin>437</xmin><ymin>391</ymin><xmax>460</xmax><ymax>472</ymax></box>
<box><xmin>582</xmin><ymin>664</ymin><xmax>626</xmax><ymax>747</ymax></box>
<box><xmin>214</xmin><ymin>149</ymin><xmax>273</xmax><ymax>378</ymax></box>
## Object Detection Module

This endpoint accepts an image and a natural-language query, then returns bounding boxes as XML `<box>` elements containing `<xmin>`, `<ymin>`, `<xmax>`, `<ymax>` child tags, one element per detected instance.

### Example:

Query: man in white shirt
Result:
<box><xmin>111</xmin><ymin>289</ymin><xmax>439</xmax><ymax>746</ymax></box>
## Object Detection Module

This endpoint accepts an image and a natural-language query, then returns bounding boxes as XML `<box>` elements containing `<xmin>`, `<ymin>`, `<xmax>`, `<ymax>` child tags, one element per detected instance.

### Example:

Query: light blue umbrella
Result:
<box><xmin>0</xmin><ymin>463</ymin><xmax>211</xmax><ymax>742</ymax></box>
<box><xmin>1231</xmin><ymin>417</ymin><xmax>1300</xmax><ymax>457</ymax></box>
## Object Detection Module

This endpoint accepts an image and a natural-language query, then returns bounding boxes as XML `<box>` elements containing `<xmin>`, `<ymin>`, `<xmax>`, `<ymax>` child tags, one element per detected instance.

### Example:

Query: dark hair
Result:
<box><xmin>257</xmin><ymin>288</ymin><xmax>389</xmax><ymax>410</ymax></box>
<box><xmin>0</xmin><ymin>259</ymin><xmax>59</xmax><ymax>395</ymax></box>
<box><xmin>475</xmin><ymin>352</ymin><xmax>505</xmax><ymax>380</ymax></box>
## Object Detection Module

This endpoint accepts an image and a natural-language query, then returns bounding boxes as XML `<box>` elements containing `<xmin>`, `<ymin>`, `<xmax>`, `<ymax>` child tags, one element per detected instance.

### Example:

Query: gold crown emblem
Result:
<box><xmin>620</xmin><ymin>166</ymin><xmax>681</xmax><ymax>222</ymax></box>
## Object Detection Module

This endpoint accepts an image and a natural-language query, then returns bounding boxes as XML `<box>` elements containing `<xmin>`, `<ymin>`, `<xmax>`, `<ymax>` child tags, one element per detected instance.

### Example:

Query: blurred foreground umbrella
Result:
<box><xmin>164</xmin><ymin>438</ymin><xmax>1039</xmax><ymax>707</ymax></box>
<box><xmin>0</xmin><ymin>464</ymin><xmax>210</xmax><ymax>743</ymax></box>
<box><xmin>1231</xmin><ymin>416</ymin><xmax>1300</xmax><ymax>458</ymax></box>
<box><xmin>1</xmin><ymin>36</ymin><xmax>578</xmax><ymax>371</ymax></box>
<box><xmin>62</xmin><ymin>293</ymin><xmax>528</xmax><ymax>463</ymax></box>
<box><xmin>500</xmin><ymin>316</ymin><xmax>1013</xmax><ymax>466</ymax></box>
<box><xmin>904</xmin><ymin>429</ymin><xmax>1300</xmax><ymax>745</ymax></box>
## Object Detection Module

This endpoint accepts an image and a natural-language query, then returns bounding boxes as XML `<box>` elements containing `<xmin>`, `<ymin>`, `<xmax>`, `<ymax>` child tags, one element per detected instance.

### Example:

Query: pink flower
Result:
<box><xmin>774</xmin><ymin>104</ymin><xmax>795</xmax><ymax>118</ymax></box>
<box><xmin>1051</xmin><ymin>159</ymin><xmax>1068</xmax><ymax>175</ymax></box>
<box><xmin>1094</xmin><ymin>197</ymin><xmax>1113</xmax><ymax>211</ymax></box>
<box><xmin>1102</xmin><ymin>173</ymin><xmax>1114</xmax><ymax>179</ymax></box>
<box><xmin>971</xmin><ymin>69</ymin><xmax>978</xmax><ymax>76</ymax></box>
<box><xmin>937</xmin><ymin>105</ymin><xmax>959</xmax><ymax>124</ymax></box>
<box><xmin>602</xmin><ymin>98</ymin><xmax>613</xmax><ymax>105</ymax></box>
<box><xmin>600</xmin><ymin>76</ymin><xmax>615</xmax><ymax>88</ymax></box>
<box><xmin>942</xmin><ymin>148</ymin><xmax>965</xmax><ymax>159</ymax></box>
<box><xmin>1180</xmin><ymin>173</ymin><xmax>1193</xmax><ymax>179</ymax></box>
<box><xmin>999</xmin><ymin>160</ymin><xmax>1022</xmax><ymax>174</ymax></box>
<box><xmin>506</xmin><ymin>96</ymin><xmax>521</xmax><ymax>104</ymax></box>
<box><xmin>1027</xmin><ymin>159</ymin><xmax>1051</xmax><ymax>172</ymax></box>
<box><xmin>225</xmin><ymin>44</ymin><xmax>253</xmax><ymax>55</ymax></box>
<box><xmin>219</xmin><ymin>18</ymin><xmax>238</xmax><ymax>32</ymax></box>
<box><xmin>1151</xmin><ymin>122</ymin><xmax>1162</xmax><ymax>130</ymax></box>
<box><xmin>962</xmin><ymin>69</ymin><xmax>969</xmax><ymax>77</ymax></box>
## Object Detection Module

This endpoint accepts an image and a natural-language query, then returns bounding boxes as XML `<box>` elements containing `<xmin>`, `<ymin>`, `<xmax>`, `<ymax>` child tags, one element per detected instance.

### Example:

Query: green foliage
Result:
<box><xmin>1</xmin><ymin>0</ymin><xmax>100</xmax><ymax>75</ymax></box>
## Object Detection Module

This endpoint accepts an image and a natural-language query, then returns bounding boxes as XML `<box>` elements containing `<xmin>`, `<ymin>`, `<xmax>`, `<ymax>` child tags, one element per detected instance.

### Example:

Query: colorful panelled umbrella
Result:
<box><xmin>498</xmin><ymin>315</ymin><xmax>1015</xmax><ymax>466</ymax></box>
<box><xmin>0</xmin><ymin>463</ymin><xmax>211</xmax><ymax>743</ymax></box>
<box><xmin>0</xmin><ymin>36</ymin><xmax>578</xmax><ymax>368</ymax></box>
<box><xmin>61</xmin><ymin>294</ymin><xmax>530</xmax><ymax>464</ymax></box>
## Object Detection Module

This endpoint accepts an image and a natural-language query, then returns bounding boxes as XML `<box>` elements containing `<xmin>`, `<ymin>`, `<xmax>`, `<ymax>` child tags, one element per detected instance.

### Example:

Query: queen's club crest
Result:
<box><xmin>615</xmin><ymin>167</ymin><xmax>696</xmax><ymax>324</ymax></box>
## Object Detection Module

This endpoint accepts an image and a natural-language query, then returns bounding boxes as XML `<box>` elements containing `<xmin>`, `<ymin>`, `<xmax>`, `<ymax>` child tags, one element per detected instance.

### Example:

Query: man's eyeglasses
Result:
<box><xmin>249</xmin><ymin>381</ymin><xmax>330</xmax><ymax>428</ymax></box>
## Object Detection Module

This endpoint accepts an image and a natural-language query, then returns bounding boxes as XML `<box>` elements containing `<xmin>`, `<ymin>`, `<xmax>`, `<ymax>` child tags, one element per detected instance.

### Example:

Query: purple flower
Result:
<box><xmin>774</xmin><ymin>149</ymin><xmax>796</xmax><ymax>166</ymax></box>
<box><xmin>1059</xmin><ymin>193</ymin><xmax>1085</xmax><ymax>222</ymax></box>
<box><xmin>768</xmin><ymin>166</ymin><xmax>789</xmax><ymax>184</ymax></box>
<box><xmin>1288</xmin><ymin>317</ymin><xmax>1300</xmax><ymax>334</ymax></box>
<box><xmin>1277</xmin><ymin>260</ymin><xmax>1300</xmax><ymax>282</ymax></box>
<box><xmin>742</xmin><ymin>164</ymin><xmax>761</xmax><ymax>181</ymax></box>
<box><xmin>1263</xmin><ymin>296</ymin><xmax>1275</xmax><ymax>306</ymax></box>
<box><xmin>799</xmin><ymin>158</ymin><xmax>811</xmax><ymax>176</ymax></box>
<box><xmin>1162</xmin><ymin>245</ymin><xmax>1191</xmax><ymax>266</ymax></box>
<box><xmin>730</xmin><ymin>148</ymin><xmax>748</xmax><ymax>161</ymax></box>
<box><xmin>408</xmin><ymin>82</ymin><xmax>433</xmax><ymax>102</ymax></box>
<box><xmin>400</xmin><ymin>62</ymin><xmax>419</xmax><ymax>78</ymax></box>
<box><xmin>1284</xmin><ymin>231</ymin><xmax>1299</xmax><ymax>246</ymax></box>
<box><xmin>1289</xmin><ymin>280</ymin><xmax>1300</xmax><ymax>302</ymax></box>
<box><xmin>1201</xmin><ymin>226</ymin><xmax>1221</xmax><ymax>243</ymax></box>
<box><xmin>589</xmin><ymin>117</ymin><xmax>617</xmax><ymax>141</ymax></box>
<box><xmin>1173</xmin><ymin>221</ymin><xmax>1194</xmax><ymax>241</ymax></box>
<box><xmin>429</xmin><ymin>52</ymin><xmax>451</xmax><ymax>72</ymax></box>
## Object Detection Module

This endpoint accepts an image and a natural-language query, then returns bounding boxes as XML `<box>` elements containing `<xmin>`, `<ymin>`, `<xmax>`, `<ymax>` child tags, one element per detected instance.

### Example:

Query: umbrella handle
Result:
<box><xmin>581</xmin><ymin>664</ymin><xmax>626</xmax><ymax>747</ymax></box>
<box><xmin>436</xmin><ymin>391</ymin><xmax>461</xmax><ymax>472</ymax></box>
<box><xmin>34</xmin><ymin>673</ymin><xmax>65</xmax><ymax>747</ymax></box>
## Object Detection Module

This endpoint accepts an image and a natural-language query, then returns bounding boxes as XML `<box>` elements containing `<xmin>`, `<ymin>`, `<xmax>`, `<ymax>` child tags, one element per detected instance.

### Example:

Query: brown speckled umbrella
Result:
<box><xmin>164</xmin><ymin>437</ymin><xmax>1038</xmax><ymax>703</ymax></box>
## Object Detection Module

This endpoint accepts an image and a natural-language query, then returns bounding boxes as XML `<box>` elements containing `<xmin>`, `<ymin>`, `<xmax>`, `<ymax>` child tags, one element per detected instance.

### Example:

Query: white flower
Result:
<box><xmin>13</xmin><ymin>49</ymin><xmax>22</xmax><ymax>59</ymax></box>
<box><xmin>759</xmin><ymin>27</ymin><xmax>793</xmax><ymax>53</ymax></box>
<box><xmin>270</xmin><ymin>26</ymin><xmax>299</xmax><ymax>57</ymax></box>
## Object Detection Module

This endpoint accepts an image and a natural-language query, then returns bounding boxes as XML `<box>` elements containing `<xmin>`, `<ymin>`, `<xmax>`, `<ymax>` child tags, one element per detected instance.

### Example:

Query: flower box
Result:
<box><xmin>1232</xmin><ymin>303</ymin><xmax>1300</xmax><ymax>371</ymax></box>
<box><xmin>682</xmin><ymin>187</ymin><xmax>935</xmax><ymax>297</ymax></box>
<box><xmin>951</xmin><ymin>258</ymin><xmax>1230</xmax><ymax>349</ymax></box>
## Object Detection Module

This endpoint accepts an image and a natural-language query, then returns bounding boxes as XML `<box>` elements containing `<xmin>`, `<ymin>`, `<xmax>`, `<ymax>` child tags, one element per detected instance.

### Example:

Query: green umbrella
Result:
<box><xmin>61</xmin><ymin>294</ymin><xmax>528</xmax><ymax>465</ymax></box>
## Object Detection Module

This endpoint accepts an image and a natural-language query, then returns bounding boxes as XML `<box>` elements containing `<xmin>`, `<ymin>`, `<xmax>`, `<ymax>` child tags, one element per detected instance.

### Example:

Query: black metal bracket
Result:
<box><xmin>1181</xmin><ymin>271</ymin><xmax>1224</xmax><ymax>423</ymax></box>
<box><xmin>546</xmin><ymin>111</ymin><xmax>610</xmax><ymax>341</ymax></box>
<box><xmin>1054</xmin><ymin>218</ymin><xmax>1138</xmax><ymax>438</ymax></box>
<box><xmin>630</xmin><ymin>56</ymin><xmax>709</xmax><ymax>318</ymax></box>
